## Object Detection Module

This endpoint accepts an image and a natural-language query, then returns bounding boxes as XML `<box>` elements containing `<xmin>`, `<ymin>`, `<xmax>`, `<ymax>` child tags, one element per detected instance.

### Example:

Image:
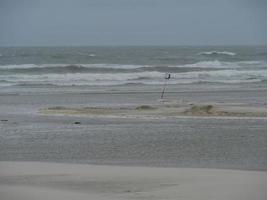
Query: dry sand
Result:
<box><xmin>0</xmin><ymin>162</ymin><xmax>266</xmax><ymax>200</ymax></box>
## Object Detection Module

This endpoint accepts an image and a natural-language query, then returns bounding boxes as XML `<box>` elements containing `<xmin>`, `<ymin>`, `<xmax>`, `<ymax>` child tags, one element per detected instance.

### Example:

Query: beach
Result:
<box><xmin>1</xmin><ymin>86</ymin><xmax>267</xmax><ymax>200</ymax></box>
<box><xmin>1</xmin><ymin>84</ymin><xmax>267</xmax><ymax>169</ymax></box>
<box><xmin>1</xmin><ymin>162</ymin><xmax>267</xmax><ymax>200</ymax></box>
<box><xmin>1</xmin><ymin>46</ymin><xmax>267</xmax><ymax>199</ymax></box>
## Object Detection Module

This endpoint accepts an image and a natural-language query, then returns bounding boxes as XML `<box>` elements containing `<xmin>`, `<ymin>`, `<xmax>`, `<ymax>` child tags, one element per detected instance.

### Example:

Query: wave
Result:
<box><xmin>0</xmin><ymin>80</ymin><xmax>15</xmax><ymax>87</ymax></box>
<box><xmin>0</xmin><ymin>64</ymin><xmax>151</xmax><ymax>74</ymax></box>
<box><xmin>198</xmin><ymin>51</ymin><xmax>236</xmax><ymax>56</ymax></box>
<box><xmin>1</xmin><ymin>60</ymin><xmax>266</xmax><ymax>87</ymax></box>
<box><xmin>0</xmin><ymin>64</ymin><xmax>147</xmax><ymax>70</ymax></box>
<box><xmin>236</xmin><ymin>61</ymin><xmax>264</xmax><ymax>65</ymax></box>
<box><xmin>181</xmin><ymin>60</ymin><xmax>239</xmax><ymax>69</ymax></box>
<box><xmin>0</xmin><ymin>71</ymin><xmax>162</xmax><ymax>86</ymax></box>
<box><xmin>1</xmin><ymin>69</ymin><xmax>267</xmax><ymax>87</ymax></box>
<box><xmin>1</xmin><ymin>60</ymin><xmax>265</xmax><ymax>75</ymax></box>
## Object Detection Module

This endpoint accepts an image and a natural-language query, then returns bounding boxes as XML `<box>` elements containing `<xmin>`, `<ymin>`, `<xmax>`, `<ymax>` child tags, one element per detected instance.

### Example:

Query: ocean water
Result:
<box><xmin>0</xmin><ymin>46</ymin><xmax>267</xmax><ymax>87</ymax></box>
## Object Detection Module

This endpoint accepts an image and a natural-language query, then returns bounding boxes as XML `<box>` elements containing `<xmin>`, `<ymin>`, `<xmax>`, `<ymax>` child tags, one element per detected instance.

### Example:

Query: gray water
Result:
<box><xmin>0</xmin><ymin>46</ymin><xmax>267</xmax><ymax>87</ymax></box>
<box><xmin>1</xmin><ymin>112</ymin><xmax>267</xmax><ymax>171</ymax></box>
<box><xmin>1</xmin><ymin>46</ymin><xmax>267</xmax><ymax>65</ymax></box>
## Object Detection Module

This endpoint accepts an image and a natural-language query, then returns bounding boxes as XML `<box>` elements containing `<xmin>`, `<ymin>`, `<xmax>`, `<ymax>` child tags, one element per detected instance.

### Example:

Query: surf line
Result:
<box><xmin>161</xmin><ymin>73</ymin><xmax>171</xmax><ymax>99</ymax></box>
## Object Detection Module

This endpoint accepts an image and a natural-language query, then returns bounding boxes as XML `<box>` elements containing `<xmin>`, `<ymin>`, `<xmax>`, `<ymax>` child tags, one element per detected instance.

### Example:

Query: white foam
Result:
<box><xmin>1</xmin><ymin>60</ymin><xmax>267</xmax><ymax>86</ymax></box>
<box><xmin>0</xmin><ymin>71</ymin><xmax>163</xmax><ymax>86</ymax></box>
<box><xmin>179</xmin><ymin>60</ymin><xmax>239</xmax><ymax>69</ymax></box>
<box><xmin>82</xmin><ymin>64</ymin><xmax>148</xmax><ymax>69</ymax></box>
<box><xmin>198</xmin><ymin>51</ymin><xmax>236</xmax><ymax>56</ymax></box>
<box><xmin>1</xmin><ymin>69</ymin><xmax>267</xmax><ymax>86</ymax></box>
<box><xmin>173</xmin><ymin>69</ymin><xmax>267</xmax><ymax>84</ymax></box>
<box><xmin>1</xmin><ymin>60</ymin><xmax>265</xmax><ymax>71</ymax></box>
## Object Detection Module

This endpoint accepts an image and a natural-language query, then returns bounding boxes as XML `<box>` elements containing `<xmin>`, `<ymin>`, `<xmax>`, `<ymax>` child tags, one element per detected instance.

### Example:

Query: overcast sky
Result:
<box><xmin>0</xmin><ymin>0</ymin><xmax>266</xmax><ymax>46</ymax></box>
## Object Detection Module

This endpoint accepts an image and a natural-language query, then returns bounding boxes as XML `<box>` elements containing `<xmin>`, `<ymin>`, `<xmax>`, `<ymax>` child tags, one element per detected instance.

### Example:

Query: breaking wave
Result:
<box><xmin>198</xmin><ymin>51</ymin><xmax>236</xmax><ymax>56</ymax></box>
<box><xmin>0</xmin><ymin>60</ymin><xmax>265</xmax><ymax>74</ymax></box>
<box><xmin>1</xmin><ymin>69</ymin><xmax>267</xmax><ymax>86</ymax></box>
<box><xmin>0</xmin><ymin>60</ymin><xmax>266</xmax><ymax>87</ymax></box>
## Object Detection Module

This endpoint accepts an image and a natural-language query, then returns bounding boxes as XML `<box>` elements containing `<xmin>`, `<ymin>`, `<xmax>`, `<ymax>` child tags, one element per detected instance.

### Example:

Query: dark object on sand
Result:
<box><xmin>1</xmin><ymin>119</ymin><xmax>8</xmax><ymax>122</ymax></box>
<box><xmin>74</xmin><ymin>121</ymin><xmax>81</xmax><ymax>124</ymax></box>
<box><xmin>135</xmin><ymin>105</ymin><xmax>156</xmax><ymax>110</ymax></box>
<box><xmin>184</xmin><ymin>105</ymin><xmax>214</xmax><ymax>114</ymax></box>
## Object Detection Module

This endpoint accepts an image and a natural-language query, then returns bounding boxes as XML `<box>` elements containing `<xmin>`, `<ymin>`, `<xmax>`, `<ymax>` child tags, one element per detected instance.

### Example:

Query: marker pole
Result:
<box><xmin>161</xmin><ymin>76</ymin><xmax>168</xmax><ymax>99</ymax></box>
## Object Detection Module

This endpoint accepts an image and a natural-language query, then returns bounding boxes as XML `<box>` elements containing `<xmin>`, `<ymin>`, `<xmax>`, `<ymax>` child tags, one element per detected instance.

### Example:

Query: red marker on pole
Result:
<box><xmin>161</xmin><ymin>73</ymin><xmax>171</xmax><ymax>99</ymax></box>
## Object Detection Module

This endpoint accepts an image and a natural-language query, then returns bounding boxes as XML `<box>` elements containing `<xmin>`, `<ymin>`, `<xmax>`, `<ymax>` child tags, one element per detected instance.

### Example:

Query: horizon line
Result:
<box><xmin>1</xmin><ymin>44</ymin><xmax>267</xmax><ymax>48</ymax></box>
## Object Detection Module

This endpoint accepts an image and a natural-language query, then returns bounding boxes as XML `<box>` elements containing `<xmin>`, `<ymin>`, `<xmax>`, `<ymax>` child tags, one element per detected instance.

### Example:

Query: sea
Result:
<box><xmin>0</xmin><ymin>46</ymin><xmax>267</xmax><ymax>88</ymax></box>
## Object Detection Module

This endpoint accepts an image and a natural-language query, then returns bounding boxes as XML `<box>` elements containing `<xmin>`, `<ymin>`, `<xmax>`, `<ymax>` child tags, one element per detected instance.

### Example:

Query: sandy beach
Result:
<box><xmin>1</xmin><ymin>0</ymin><xmax>267</xmax><ymax>197</ymax></box>
<box><xmin>1</xmin><ymin>161</ymin><xmax>267</xmax><ymax>200</ymax></box>
<box><xmin>1</xmin><ymin>47</ymin><xmax>267</xmax><ymax>200</ymax></box>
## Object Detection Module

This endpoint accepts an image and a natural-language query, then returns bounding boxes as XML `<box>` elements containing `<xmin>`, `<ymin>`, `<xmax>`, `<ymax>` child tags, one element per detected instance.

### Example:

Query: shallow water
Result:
<box><xmin>1</xmin><ymin>114</ymin><xmax>267</xmax><ymax>170</ymax></box>
<box><xmin>0</xmin><ymin>90</ymin><xmax>267</xmax><ymax>171</ymax></box>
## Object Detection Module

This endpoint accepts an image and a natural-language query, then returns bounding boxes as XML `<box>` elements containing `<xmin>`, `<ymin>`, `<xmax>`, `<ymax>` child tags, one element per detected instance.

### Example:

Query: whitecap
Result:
<box><xmin>1</xmin><ymin>69</ymin><xmax>267</xmax><ymax>86</ymax></box>
<box><xmin>176</xmin><ymin>60</ymin><xmax>240</xmax><ymax>69</ymax></box>
<box><xmin>198</xmin><ymin>51</ymin><xmax>236</xmax><ymax>56</ymax></box>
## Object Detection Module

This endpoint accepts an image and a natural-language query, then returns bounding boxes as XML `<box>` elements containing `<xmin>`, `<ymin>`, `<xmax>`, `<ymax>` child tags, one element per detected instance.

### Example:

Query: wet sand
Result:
<box><xmin>41</xmin><ymin>103</ymin><xmax>267</xmax><ymax>118</ymax></box>
<box><xmin>1</xmin><ymin>85</ymin><xmax>267</xmax><ymax>170</ymax></box>
<box><xmin>1</xmin><ymin>84</ymin><xmax>267</xmax><ymax>199</ymax></box>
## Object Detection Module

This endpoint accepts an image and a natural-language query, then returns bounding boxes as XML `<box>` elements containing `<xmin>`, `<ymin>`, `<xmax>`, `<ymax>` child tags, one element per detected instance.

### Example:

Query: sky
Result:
<box><xmin>0</xmin><ymin>0</ymin><xmax>266</xmax><ymax>46</ymax></box>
